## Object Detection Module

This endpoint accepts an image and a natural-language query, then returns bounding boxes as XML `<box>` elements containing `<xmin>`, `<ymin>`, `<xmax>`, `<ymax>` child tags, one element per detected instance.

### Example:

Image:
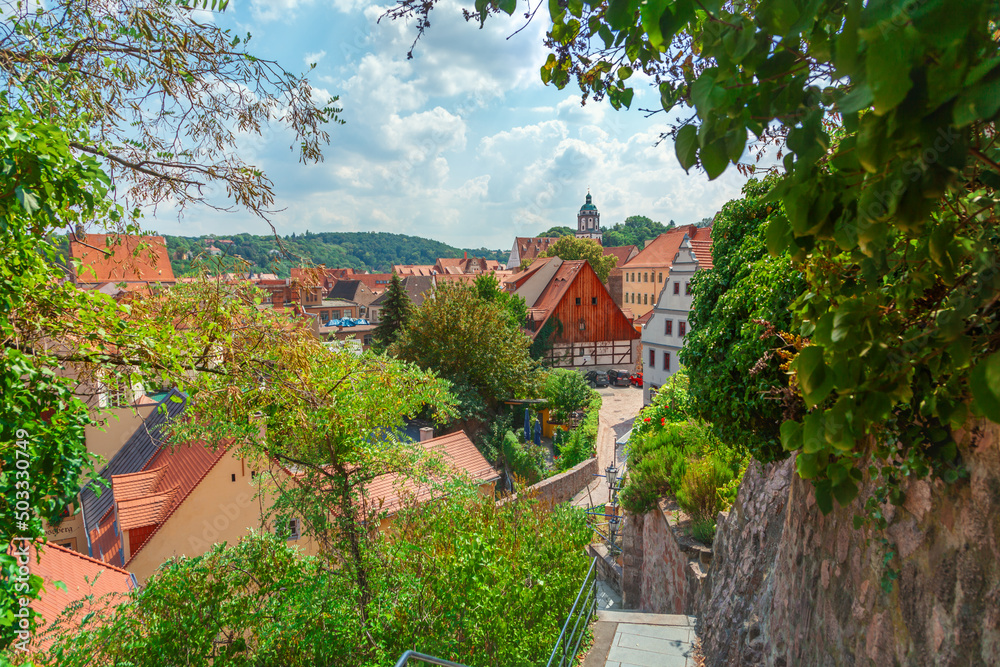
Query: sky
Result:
<box><xmin>150</xmin><ymin>0</ymin><xmax>752</xmax><ymax>250</ymax></box>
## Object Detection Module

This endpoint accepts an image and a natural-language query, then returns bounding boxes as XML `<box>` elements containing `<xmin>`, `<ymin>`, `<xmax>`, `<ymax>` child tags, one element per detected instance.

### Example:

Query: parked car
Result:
<box><xmin>607</xmin><ymin>369</ymin><xmax>631</xmax><ymax>387</ymax></box>
<box><xmin>584</xmin><ymin>370</ymin><xmax>610</xmax><ymax>388</ymax></box>
<box><xmin>629</xmin><ymin>372</ymin><xmax>643</xmax><ymax>387</ymax></box>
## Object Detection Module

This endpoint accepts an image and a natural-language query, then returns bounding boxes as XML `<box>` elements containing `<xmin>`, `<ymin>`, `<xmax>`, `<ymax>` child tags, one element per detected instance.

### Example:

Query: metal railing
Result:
<box><xmin>545</xmin><ymin>556</ymin><xmax>599</xmax><ymax>667</ymax></box>
<box><xmin>393</xmin><ymin>650</ymin><xmax>472</xmax><ymax>667</ymax></box>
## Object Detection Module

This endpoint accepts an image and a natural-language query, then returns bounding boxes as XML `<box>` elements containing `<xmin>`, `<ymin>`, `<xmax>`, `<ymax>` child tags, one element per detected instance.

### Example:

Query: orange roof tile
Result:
<box><xmin>69</xmin><ymin>233</ymin><xmax>175</xmax><ymax>285</ymax></box>
<box><xmin>116</xmin><ymin>489</ymin><xmax>177</xmax><ymax>530</ymax></box>
<box><xmin>90</xmin><ymin>442</ymin><xmax>227</xmax><ymax>567</ymax></box>
<box><xmin>365</xmin><ymin>431</ymin><xmax>499</xmax><ymax>516</ymax></box>
<box><xmin>26</xmin><ymin>541</ymin><xmax>133</xmax><ymax>650</ymax></box>
<box><xmin>603</xmin><ymin>245</ymin><xmax>638</xmax><ymax>266</ymax></box>
<box><xmin>110</xmin><ymin>466</ymin><xmax>166</xmax><ymax>502</ymax></box>
<box><xmin>690</xmin><ymin>235</ymin><xmax>714</xmax><ymax>269</ymax></box>
<box><xmin>623</xmin><ymin>226</ymin><xmax>698</xmax><ymax>269</ymax></box>
<box><xmin>514</xmin><ymin>237</ymin><xmax>559</xmax><ymax>264</ymax></box>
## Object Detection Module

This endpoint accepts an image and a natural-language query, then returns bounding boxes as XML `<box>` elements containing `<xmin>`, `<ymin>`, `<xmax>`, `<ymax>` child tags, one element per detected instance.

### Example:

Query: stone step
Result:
<box><xmin>585</xmin><ymin>611</ymin><xmax>699</xmax><ymax>667</ymax></box>
<box><xmin>597</xmin><ymin>610</ymin><xmax>697</xmax><ymax>627</ymax></box>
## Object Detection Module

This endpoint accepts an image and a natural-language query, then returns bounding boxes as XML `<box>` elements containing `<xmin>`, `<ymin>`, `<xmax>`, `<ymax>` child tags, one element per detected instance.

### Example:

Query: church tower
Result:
<box><xmin>576</xmin><ymin>190</ymin><xmax>602</xmax><ymax>242</ymax></box>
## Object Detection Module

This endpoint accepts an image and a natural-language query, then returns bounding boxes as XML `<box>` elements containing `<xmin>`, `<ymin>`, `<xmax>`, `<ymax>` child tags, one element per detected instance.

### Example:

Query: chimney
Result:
<box><xmin>464</xmin><ymin>251</ymin><xmax>467</xmax><ymax>259</ymax></box>
<box><xmin>419</xmin><ymin>427</ymin><xmax>434</xmax><ymax>442</ymax></box>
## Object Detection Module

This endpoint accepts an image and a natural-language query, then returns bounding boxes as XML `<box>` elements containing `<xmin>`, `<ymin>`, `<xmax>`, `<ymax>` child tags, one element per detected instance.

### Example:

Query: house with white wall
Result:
<box><xmin>641</xmin><ymin>235</ymin><xmax>713</xmax><ymax>404</ymax></box>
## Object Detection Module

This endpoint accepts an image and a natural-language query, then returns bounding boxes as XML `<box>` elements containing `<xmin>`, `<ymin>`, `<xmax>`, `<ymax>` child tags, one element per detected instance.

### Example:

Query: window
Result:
<box><xmin>231</xmin><ymin>474</ymin><xmax>236</xmax><ymax>482</ymax></box>
<box><xmin>665</xmin><ymin>320</ymin><xmax>673</xmax><ymax>336</ymax></box>
<box><xmin>575</xmin><ymin>297</ymin><xmax>581</xmax><ymax>305</ymax></box>
<box><xmin>673</xmin><ymin>282</ymin><xmax>680</xmax><ymax>295</ymax></box>
<box><xmin>659</xmin><ymin>272</ymin><xmax>663</xmax><ymax>282</ymax></box>
<box><xmin>320</xmin><ymin>310</ymin><xmax>329</xmax><ymax>322</ymax></box>
<box><xmin>664</xmin><ymin>352</ymin><xmax>671</xmax><ymax>371</ymax></box>
<box><xmin>685</xmin><ymin>282</ymin><xmax>691</xmax><ymax>295</ymax></box>
<box><xmin>331</xmin><ymin>309</ymin><xmax>341</xmax><ymax>319</ymax></box>
<box><xmin>679</xmin><ymin>321</ymin><xmax>687</xmax><ymax>337</ymax></box>
<box><xmin>649</xmin><ymin>349</ymin><xmax>656</xmax><ymax>367</ymax></box>
<box><xmin>644</xmin><ymin>272</ymin><xmax>648</xmax><ymax>282</ymax></box>
<box><xmin>644</xmin><ymin>293</ymin><xmax>648</xmax><ymax>305</ymax></box>
<box><xmin>591</xmin><ymin>296</ymin><xmax>597</xmax><ymax>305</ymax></box>
<box><xmin>287</xmin><ymin>518</ymin><xmax>301</xmax><ymax>541</ymax></box>
<box><xmin>363</xmin><ymin>334</ymin><xmax>373</xmax><ymax>346</ymax></box>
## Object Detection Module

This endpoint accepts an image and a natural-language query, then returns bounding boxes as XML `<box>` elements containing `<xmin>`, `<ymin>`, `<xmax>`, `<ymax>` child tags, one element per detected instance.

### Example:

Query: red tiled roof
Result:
<box><xmin>623</xmin><ymin>226</ymin><xmax>701</xmax><ymax>269</ymax></box>
<box><xmin>351</xmin><ymin>273</ymin><xmax>394</xmax><ymax>293</ymax></box>
<box><xmin>92</xmin><ymin>442</ymin><xmax>227</xmax><ymax>567</ymax></box>
<box><xmin>514</xmin><ymin>237</ymin><xmax>559</xmax><ymax>264</ymax></box>
<box><xmin>27</xmin><ymin>541</ymin><xmax>133</xmax><ymax>650</ymax></box>
<box><xmin>116</xmin><ymin>489</ymin><xmax>177</xmax><ymax>530</ymax></box>
<box><xmin>690</xmin><ymin>235</ymin><xmax>714</xmax><ymax>269</ymax></box>
<box><xmin>365</xmin><ymin>431</ymin><xmax>499</xmax><ymax>516</ymax></box>
<box><xmin>69</xmin><ymin>233</ymin><xmax>175</xmax><ymax>285</ymax></box>
<box><xmin>394</xmin><ymin>264</ymin><xmax>437</xmax><ymax>276</ymax></box>
<box><xmin>603</xmin><ymin>245</ymin><xmax>638</xmax><ymax>267</ymax></box>
<box><xmin>530</xmin><ymin>260</ymin><xmax>586</xmax><ymax>315</ymax></box>
<box><xmin>110</xmin><ymin>467</ymin><xmax>166</xmax><ymax>502</ymax></box>
<box><xmin>635</xmin><ymin>310</ymin><xmax>654</xmax><ymax>326</ymax></box>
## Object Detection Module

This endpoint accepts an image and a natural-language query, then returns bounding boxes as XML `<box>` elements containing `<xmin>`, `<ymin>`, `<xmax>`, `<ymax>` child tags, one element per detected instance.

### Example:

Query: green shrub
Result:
<box><xmin>620</xmin><ymin>419</ymin><xmax>746</xmax><ymax>521</ymax></box>
<box><xmin>502</xmin><ymin>429</ymin><xmax>547</xmax><ymax>486</ymax></box>
<box><xmin>542</xmin><ymin>368</ymin><xmax>592</xmax><ymax>423</ymax></box>
<box><xmin>556</xmin><ymin>390</ymin><xmax>601</xmax><ymax>471</ymax></box>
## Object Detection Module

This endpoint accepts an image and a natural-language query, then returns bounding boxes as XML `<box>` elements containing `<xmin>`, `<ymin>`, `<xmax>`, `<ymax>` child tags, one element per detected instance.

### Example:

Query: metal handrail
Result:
<box><xmin>545</xmin><ymin>556</ymin><xmax>599</xmax><ymax>667</ymax></box>
<box><xmin>393</xmin><ymin>650</ymin><xmax>472</xmax><ymax>667</ymax></box>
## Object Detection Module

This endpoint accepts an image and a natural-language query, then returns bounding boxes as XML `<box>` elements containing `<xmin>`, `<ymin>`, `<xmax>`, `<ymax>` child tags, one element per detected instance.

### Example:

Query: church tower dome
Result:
<box><xmin>576</xmin><ymin>190</ymin><xmax>602</xmax><ymax>242</ymax></box>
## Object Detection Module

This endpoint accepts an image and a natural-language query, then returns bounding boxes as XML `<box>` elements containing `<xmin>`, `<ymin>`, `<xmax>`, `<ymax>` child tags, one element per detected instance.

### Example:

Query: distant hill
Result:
<box><xmin>152</xmin><ymin>232</ymin><xmax>509</xmax><ymax>277</ymax></box>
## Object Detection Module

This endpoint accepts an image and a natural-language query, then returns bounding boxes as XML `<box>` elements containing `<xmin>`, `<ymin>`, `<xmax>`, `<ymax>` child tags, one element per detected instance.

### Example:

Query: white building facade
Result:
<box><xmin>641</xmin><ymin>236</ymin><xmax>699</xmax><ymax>404</ymax></box>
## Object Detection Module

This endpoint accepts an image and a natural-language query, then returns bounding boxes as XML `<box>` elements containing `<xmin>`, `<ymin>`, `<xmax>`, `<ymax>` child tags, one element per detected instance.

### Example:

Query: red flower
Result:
<box><xmin>643</xmin><ymin>417</ymin><xmax>650</xmax><ymax>422</ymax></box>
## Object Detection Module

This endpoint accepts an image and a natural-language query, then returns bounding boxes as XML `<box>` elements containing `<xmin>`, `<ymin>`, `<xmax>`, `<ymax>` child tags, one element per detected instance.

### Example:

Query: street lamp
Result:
<box><xmin>605</xmin><ymin>463</ymin><xmax>618</xmax><ymax>490</ymax></box>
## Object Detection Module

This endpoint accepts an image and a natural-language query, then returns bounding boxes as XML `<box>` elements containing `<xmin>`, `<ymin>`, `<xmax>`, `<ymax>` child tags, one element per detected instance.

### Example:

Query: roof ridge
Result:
<box><xmin>36</xmin><ymin>540</ymin><xmax>134</xmax><ymax>576</ymax></box>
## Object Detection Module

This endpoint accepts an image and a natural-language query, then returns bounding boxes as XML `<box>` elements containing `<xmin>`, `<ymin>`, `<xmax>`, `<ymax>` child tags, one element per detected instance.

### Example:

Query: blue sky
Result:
<box><xmin>153</xmin><ymin>0</ymin><xmax>751</xmax><ymax>249</ymax></box>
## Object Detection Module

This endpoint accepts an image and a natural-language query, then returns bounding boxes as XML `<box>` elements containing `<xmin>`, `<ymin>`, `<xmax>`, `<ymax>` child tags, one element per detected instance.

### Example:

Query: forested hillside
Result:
<box><xmin>56</xmin><ymin>231</ymin><xmax>510</xmax><ymax>277</ymax></box>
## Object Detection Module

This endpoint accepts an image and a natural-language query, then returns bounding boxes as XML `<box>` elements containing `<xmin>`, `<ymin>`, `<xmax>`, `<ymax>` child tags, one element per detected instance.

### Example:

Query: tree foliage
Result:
<box><xmin>32</xmin><ymin>489</ymin><xmax>591</xmax><ymax>667</ymax></box>
<box><xmin>474</xmin><ymin>273</ymin><xmax>528</xmax><ymax>328</ymax></box>
<box><xmin>523</xmin><ymin>236</ymin><xmax>618</xmax><ymax>283</ymax></box>
<box><xmin>393</xmin><ymin>282</ymin><xmax>541</xmax><ymax>421</ymax></box>
<box><xmin>373</xmin><ymin>273</ymin><xmax>413</xmax><ymax>351</ymax></box>
<box><xmin>601</xmin><ymin>215</ymin><xmax>675</xmax><ymax>248</ymax></box>
<box><xmin>149</xmin><ymin>232</ymin><xmax>510</xmax><ymax>277</ymax></box>
<box><xmin>681</xmin><ymin>177</ymin><xmax>806</xmax><ymax>463</ymax></box>
<box><xmin>537</xmin><ymin>226</ymin><xmax>576</xmax><ymax>238</ymax></box>
<box><xmin>0</xmin><ymin>0</ymin><xmax>339</xmax><ymax>215</ymax></box>
<box><xmin>543</xmin><ymin>369</ymin><xmax>593</xmax><ymax>424</ymax></box>
<box><xmin>0</xmin><ymin>0</ymin><xmax>339</xmax><ymax>647</ymax></box>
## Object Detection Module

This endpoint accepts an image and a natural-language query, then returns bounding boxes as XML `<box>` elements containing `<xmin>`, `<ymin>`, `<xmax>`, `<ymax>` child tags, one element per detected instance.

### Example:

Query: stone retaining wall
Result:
<box><xmin>501</xmin><ymin>457</ymin><xmax>598</xmax><ymax>508</ymax></box>
<box><xmin>621</xmin><ymin>499</ymin><xmax>710</xmax><ymax>614</ymax></box>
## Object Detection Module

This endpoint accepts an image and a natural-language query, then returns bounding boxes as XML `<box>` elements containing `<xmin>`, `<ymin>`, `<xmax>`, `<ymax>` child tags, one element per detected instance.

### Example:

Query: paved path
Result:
<box><xmin>572</xmin><ymin>385</ymin><xmax>643</xmax><ymax>509</ymax></box>
<box><xmin>584</xmin><ymin>611</ymin><xmax>698</xmax><ymax>667</ymax></box>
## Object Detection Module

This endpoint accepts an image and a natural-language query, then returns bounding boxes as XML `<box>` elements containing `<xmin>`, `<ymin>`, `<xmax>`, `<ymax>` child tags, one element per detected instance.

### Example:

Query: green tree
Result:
<box><xmin>681</xmin><ymin>177</ymin><xmax>805</xmax><ymax>463</ymax></box>
<box><xmin>602</xmin><ymin>215</ymin><xmax>674</xmax><ymax>248</ymax></box>
<box><xmin>523</xmin><ymin>236</ymin><xmax>618</xmax><ymax>283</ymax></box>
<box><xmin>474</xmin><ymin>273</ymin><xmax>527</xmax><ymax>327</ymax></box>
<box><xmin>0</xmin><ymin>0</ymin><xmax>336</xmax><ymax>647</ymax></box>
<box><xmin>537</xmin><ymin>225</ymin><xmax>576</xmax><ymax>237</ymax></box>
<box><xmin>35</xmin><ymin>489</ymin><xmax>591</xmax><ymax>667</ymax></box>
<box><xmin>373</xmin><ymin>273</ymin><xmax>413</xmax><ymax>350</ymax></box>
<box><xmin>543</xmin><ymin>369</ymin><xmax>593</xmax><ymax>424</ymax></box>
<box><xmin>393</xmin><ymin>282</ymin><xmax>540</xmax><ymax>422</ymax></box>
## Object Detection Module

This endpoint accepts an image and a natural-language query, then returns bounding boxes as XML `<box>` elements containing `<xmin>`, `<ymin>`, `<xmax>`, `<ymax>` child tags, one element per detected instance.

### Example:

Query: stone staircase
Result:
<box><xmin>583</xmin><ymin>610</ymin><xmax>698</xmax><ymax>667</ymax></box>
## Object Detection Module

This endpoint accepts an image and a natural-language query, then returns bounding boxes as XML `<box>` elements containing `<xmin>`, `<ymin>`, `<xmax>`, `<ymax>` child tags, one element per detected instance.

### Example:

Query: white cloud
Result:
<box><xmin>303</xmin><ymin>50</ymin><xmax>327</xmax><ymax>67</ymax></box>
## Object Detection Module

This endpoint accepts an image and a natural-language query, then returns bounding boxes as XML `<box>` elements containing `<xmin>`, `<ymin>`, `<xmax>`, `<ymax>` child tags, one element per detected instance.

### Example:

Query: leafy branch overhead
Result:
<box><xmin>0</xmin><ymin>0</ymin><xmax>342</xmax><ymax>216</ymax></box>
